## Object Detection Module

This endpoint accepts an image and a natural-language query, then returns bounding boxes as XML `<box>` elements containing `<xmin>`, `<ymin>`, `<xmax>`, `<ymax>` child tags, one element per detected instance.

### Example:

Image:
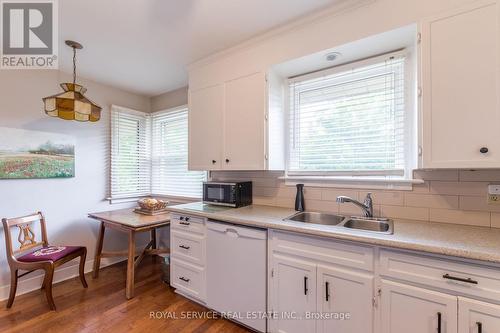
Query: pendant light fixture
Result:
<box><xmin>43</xmin><ymin>40</ymin><xmax>102</xmax><ymax>122</ymax></box>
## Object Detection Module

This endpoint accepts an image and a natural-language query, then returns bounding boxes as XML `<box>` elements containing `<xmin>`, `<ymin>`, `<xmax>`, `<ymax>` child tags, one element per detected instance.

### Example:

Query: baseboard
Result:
<box><xmin>0</xmin><ymin>257</ymin><xmax>125</xmax><ymax>301</ymax></box>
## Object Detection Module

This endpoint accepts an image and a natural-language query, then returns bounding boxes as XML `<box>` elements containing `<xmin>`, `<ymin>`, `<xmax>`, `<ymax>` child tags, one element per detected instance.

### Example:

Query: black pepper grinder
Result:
<box><xmin>295</xmin><ymin>183</ymin><xmax>305</xmax><ymax>212</ymax></box>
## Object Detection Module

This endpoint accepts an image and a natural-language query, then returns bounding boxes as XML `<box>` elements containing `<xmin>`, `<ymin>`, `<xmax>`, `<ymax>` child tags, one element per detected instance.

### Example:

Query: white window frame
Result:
<box><xmin>109</xmin><ymin>105</ymin><xmax>151</xmax><ymax>202</ymax></box>
<box><xmin>109</xmin><ymin>104</ymin><xmax>206</xmax><ymax>203</ymax></box>
<box><xmin>151</xmin><ymin>105</ymin><xmax>207</xmax><ymax>200</ymax></box>
<box><xmin>284</xmin><ymin>50</ymin><xmax>423</xmax><ymax>190</ymax></box>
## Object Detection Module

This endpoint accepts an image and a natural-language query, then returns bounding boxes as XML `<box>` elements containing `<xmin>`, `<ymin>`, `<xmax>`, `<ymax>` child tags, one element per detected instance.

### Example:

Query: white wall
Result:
<box><xmin>0</xmin><ymin>70</ymin><xmax>151</xmax><ymax>300</ymax></box>
<box><xmin>151</xmin><ymin>87</ymin><xmax>188</xmax><ymax>112</ymax></box>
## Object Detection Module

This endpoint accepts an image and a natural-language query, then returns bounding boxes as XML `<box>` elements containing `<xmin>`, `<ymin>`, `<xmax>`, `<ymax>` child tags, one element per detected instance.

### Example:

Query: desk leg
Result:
<box><xmin>126</xmin><ymin>230</ymin><xmax>135</xmax><ymax>299</ymax></box>
<box><xmin>92</xmin><ymin>222</ymin><xmax>105</xmax><ymax>279</ymax></box>
<box><xmin>151</xmin><ymin>228</ymin><xmax>157</xmax><ymax>263</ymax></box>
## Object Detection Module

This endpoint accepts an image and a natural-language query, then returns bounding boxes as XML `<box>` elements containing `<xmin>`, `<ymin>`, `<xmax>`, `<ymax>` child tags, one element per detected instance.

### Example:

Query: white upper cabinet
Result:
<box><xmin>223</xmin><ymin>72</ymin><xmax>267</xmax><ymax>170</ymax></box>
<box><xmin>188</xmin><ymin>71</ymin><xmax>284</xmax><ymax>171</ymax></box>
<box><xmin>188</xmin><ymin>84</ymin><xmax>224</xmax><ymax>170</ymax></box>
<box><xmin>420</xmin><ymin>0</ymin><xmax>500</xmax><ymax>168</ymax></box>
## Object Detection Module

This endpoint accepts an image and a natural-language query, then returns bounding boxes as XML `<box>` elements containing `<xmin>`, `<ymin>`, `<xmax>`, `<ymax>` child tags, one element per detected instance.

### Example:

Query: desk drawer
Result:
<box><xmin>380</xmin><ymin>249</ymin><xmax>500</xmax><ymax>303</ymax></box>
<box><xmin>171</xmin><ymin>230</ymin><xmax>205</xmax><ymax>266</ymax></box>
<box><xmin>171</xmin><ymin>213</ymin><xmax>205</xmax><ymax>235</ymax></box>
<box><xmin>171</xmin><ymin>258</ymin><xmax>205</xmax><ymax>301</ymax></box>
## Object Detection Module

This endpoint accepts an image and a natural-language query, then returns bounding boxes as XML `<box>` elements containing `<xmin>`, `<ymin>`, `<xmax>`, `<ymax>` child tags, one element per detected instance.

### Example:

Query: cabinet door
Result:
<box><xmin>316</xmin><ymin>265</ymin><xmax>374</xmax><ymax>333</ymax></box>
<box><xmin>421</xmin><ymin>0</ymin><xmax>500</xmax><ymax>168</ymax></box>
<box><xmin>223</xmin><ymin>72</ymin><xmax>267</xmax><ymax>170</ymax></box>
<box><xmin>271</xmin><ymin>254</ymin><xmax>316</xmax><ymax>333</ymax></box>
<box><xmin>380</xmin><ymin>280</ymin><xmax>457</xmax><ymax>333</ymax></box>
<box><xmin>459</xmin><ymin>297</ymin><xmax>500</xmax><ymax>333</ymax></box>
<box><xmin>188</xmin><ymin>84</ymin><xmax>224</xmax><ymax>170</ymax></box>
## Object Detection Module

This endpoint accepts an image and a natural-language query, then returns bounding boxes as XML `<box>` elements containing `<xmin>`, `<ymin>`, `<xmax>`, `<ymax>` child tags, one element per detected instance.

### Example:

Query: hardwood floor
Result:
<box><xmin>0</xmin><ymin>259</ymin><xmax>252</xmax><ymax>333</ymax></box>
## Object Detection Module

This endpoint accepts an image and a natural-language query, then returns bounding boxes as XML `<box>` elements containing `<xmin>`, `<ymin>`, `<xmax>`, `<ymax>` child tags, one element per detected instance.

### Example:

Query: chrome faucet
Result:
<box><xmin>336</xmin><ymin>193</ymin><xmax>374</xmax><ymax>218</ymax></box>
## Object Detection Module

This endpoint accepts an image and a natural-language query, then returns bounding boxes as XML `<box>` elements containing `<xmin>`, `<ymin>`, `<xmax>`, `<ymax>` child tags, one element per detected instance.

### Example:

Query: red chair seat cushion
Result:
<box><xmin>17</xmin><ymin>246</ymin><xmax>82</xmax><ymax>262</ymax></box>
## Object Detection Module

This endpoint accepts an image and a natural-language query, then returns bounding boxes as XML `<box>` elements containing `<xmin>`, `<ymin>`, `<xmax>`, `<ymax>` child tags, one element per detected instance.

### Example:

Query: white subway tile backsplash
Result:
<box><xmin>360</xmin><ymin>190</ymin><xmax>404</xmax><ymax>206</ymax></box>
<box><xmin>405</xmin><ymin>194</ymin><xmax>459</xmax><ymax>209</ymax></box>
<box><xmin>322</xmin><ymin>188</ymin><xmax>358</xmax><ymax>201</ymax></box>
<box><xmin>459</xmin><ymin>196</ymin><xmax>500</xmax><ymax>212</ymax></box>
<box><xmin>429</xmin><ymin>181</ymin><xmax>488</xmax><ymax>196</ymax></box>
<box><xmin>429</xmin><ymin>209</ymin><xmax>490</xmax><ymax>227</ymax></box>
<box><xmin>212</xmin><ymin>170</ymin><xmax>500</xmax><ymax>228</ymax></box>
<box><xmin>459</xmin><ymin>170</ymin><xmax>500</xmax><ymax>182</ymax></box>
<box><xmin>414</xmin><ymin>169</ymin><xmax>459</xmax><ymax>181</ymax></box>
<box><xmin>380</xmin><ymin>205</ymin><xmax>429</xmax><ymax>221</ymax></box>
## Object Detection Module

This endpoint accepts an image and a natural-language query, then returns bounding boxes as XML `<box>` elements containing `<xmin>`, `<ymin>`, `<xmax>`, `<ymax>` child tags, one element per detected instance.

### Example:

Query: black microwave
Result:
<box><xmin>203</xmin><ymin>181</ymin><xmax>252</xmax><ymax>207</ymax></box>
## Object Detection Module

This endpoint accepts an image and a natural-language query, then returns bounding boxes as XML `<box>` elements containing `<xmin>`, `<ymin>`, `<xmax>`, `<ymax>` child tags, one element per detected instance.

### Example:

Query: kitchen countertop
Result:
<box><xmin>167</xmin><ymin>202</ymin><xmax>500</xmax><ymax>265</ymax></box>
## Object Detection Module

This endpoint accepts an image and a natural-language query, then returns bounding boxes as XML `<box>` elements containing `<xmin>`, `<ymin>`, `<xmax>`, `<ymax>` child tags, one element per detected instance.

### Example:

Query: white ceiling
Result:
<box><xmin>59</xmin><ymin>0</ymin><xmax>342</xmax><ymax>97</ymax></box>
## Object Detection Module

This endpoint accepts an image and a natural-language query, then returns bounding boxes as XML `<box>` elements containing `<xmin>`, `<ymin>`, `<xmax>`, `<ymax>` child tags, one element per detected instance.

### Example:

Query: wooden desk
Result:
<box><xmin>88</xmin><ymin>208</ymin><xmax>170</xmax><ymax>299</ymax></box>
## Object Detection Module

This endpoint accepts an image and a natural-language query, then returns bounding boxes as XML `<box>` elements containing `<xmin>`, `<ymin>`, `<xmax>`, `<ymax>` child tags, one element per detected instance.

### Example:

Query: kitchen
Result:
<box><xmin>1</xmin><ymin>0</ymin><xmax>500</xmax><ymax>332</ymax></box>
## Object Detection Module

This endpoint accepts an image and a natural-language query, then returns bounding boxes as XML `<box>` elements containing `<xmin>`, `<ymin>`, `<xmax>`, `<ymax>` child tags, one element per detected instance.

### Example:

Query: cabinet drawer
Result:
<box><xmin>171</xmin><ymin>213</ymin><xmax>205</xmax><ymax>235</ymax></box>
<box><xmin>270</xmin><ymin>230</ymin><xmax>374</xmax><ymax>272</ymax></box>
<box><xmin>380</xmin><ymin>249</ymin><xmax>500</xmax><ymax>303</ymax></box>
<box><xmin>171</xmin><ymin>230</ymin><xmax>205</xmax><ymax>266</ymax></box>
<box><xmin>171</xmin><ymin>258</ymin><xmax>205</xmax><ymax>301</ymax></box>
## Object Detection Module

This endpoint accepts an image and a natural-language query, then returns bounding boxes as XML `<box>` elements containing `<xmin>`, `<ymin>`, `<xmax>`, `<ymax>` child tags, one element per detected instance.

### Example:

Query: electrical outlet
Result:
<box><xmin>488</xmin><ymin>194</ymin><xmax>500</xmax><ymax>204</ymax></box>
<box><xmin>488</xmin><ymin>185</ymin><xmax>500</xmax><ymax>204</ymax></box>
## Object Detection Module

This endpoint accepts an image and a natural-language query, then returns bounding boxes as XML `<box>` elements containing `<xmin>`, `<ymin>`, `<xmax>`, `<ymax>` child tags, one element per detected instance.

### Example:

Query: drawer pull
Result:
<box><xmin>477</xmin><ymin>322</ymin><xmax>482</xmax><ymax>333</ymax></box>
<box><xmin>442</xmin><ymin>273</ymin><xmax>478</xmax><ymax>284</ymax></box>
<box><xmin>179</xmin><ymin>221</ymin><xmax>190</xmax><ymax>226</ymax></box>
<box><xmin>437</xmin><ymin>312</ymin><xmax>442</xmax><ymax>333</ymax></box>
<box><xmin>325</xmin><ymin>281</ymin><xmax>330</xmax><ymax>302</ymax></box>
<box><xmin>304</xmin><ymin>276</ymin><xmax>308</xmax><ymax>295</ymax></box>
<box><xmin>179</xmin><ymin>245</ymin><xmax>190</xmax><ymax>250</ymax></box>
<box><xmin>179</xmin><ymin>276</ymin><xmax>190</xmax><ymax>283</ymax></box>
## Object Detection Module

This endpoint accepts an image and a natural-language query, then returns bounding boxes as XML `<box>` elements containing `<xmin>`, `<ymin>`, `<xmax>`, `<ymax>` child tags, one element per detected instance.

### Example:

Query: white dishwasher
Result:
<box><xmin>207</xmin><ymin>220</ymin><xmax>267</xmax><ymax>332</ymax></box>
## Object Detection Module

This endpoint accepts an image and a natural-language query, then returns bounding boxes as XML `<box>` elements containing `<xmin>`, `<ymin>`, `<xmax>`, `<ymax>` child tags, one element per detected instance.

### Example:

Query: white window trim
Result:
<box><xmin>284</xmin><ymin>50</ymin><xmax>422</xmax><ymax>190</ymax></box>
<box><xmin>108</xmin><ymin>104</ymin><xmax>206</xmax><ymax>203</ymax></box>
<box><xmin>151</xmin><ymin>105</ymin><xmax>207</xmax><ymax>199</ymax></box>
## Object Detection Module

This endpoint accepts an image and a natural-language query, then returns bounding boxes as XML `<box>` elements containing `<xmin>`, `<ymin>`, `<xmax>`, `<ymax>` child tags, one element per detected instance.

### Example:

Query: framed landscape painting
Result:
<box><xmin>0</xmin><ymin>127</ymin><xmax>75</xmax><ymax>179</ymax></box>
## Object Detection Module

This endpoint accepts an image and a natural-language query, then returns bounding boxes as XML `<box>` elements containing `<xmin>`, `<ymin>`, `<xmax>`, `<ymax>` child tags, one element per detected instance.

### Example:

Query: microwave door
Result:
<box><xmin>207</xmin><ymin>185</ymin><xmax>225</xmax><ymax>202</ymax></box>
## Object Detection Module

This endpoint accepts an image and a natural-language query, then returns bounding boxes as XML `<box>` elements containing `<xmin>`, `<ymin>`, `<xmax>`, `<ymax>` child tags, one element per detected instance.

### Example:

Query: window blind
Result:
<box><xmin>152</xmin><ymin>107</ymin><xmax>206</xmax><ymax>198</ymax></box>
<box><xmin>288</xmin><ymin>53</ymin><xmax>406</xmax><ymax>176</ymax></box>
<box><xmin>110</xmin><ymin>106</ymin><xmax>151</xmax><ymax>199</ymax></box>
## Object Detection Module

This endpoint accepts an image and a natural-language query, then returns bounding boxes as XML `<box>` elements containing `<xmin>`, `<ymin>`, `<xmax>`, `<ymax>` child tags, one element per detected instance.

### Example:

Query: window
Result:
<box><xmin>152</xmin><ymin>107</ymin><xmax>206</xmax><ymax>198</ymax></box>
<box><xmin>110</xmin><ymin>105</ymin><xmax>206</xmax><ymax>201</ymax></box>
<box><xmin>110</xmin><ymin>106</ymin><xmax>151</xmax><ymax>199</ymax></box>
<box><xmin>287</xmin><ymin>51</ymin><xmax>414</xmax><ymax>181</ymax></box>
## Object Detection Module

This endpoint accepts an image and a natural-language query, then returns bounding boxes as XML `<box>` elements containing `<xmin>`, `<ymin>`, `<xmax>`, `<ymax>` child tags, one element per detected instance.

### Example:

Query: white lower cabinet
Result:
<box><xmin>458</xmin><ymin>297</ymin><xmax>500</xmax><ymax>333</ymax></box>
<box><xmin>272</xmin><ymin>254</ymin><xmax>316</xmax><ymax>333</ymax></box>
<box><xmin>317</xmin><ymin>265</ymin><xmax>374</xmax><ymax>333</ymax></box>
<box><xmin>269</xmin><ymin>231</ymin><xmax>375</xmax><ymax>333</ymax></box>
<box><xmin>380</xmin><ymin>280</ymin><xmax>458</xmax><ymax>333</ymax></box>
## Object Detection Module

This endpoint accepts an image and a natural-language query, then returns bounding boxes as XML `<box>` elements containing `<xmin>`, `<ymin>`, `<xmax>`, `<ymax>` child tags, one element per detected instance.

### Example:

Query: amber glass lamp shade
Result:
<box><xmin>43</xmin><ymin>83</ymin><xmax>101</xmax><ymax>122</ymax></box>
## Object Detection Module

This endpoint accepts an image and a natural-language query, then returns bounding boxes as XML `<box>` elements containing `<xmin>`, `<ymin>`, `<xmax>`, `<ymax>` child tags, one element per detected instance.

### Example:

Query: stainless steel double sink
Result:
<box><xmin>284</xmin><ymin>211</ymin><xmax>394</xmax><ymax>234</ymax></box>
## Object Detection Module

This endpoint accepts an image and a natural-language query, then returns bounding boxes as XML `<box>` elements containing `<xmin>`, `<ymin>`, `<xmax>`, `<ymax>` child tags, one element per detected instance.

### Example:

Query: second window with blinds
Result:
<box><xmin>287</xmin><ymin>51</ymin><xmax>416</xmax><ymax>181</ymax></box>
<box><xmin>110</xmin><ymin>105</ymin><xmax>206</xmax><ymax>200</ymax></box>
<box><xmin>152</xmin><ymin>107</ymin><xmax>206</xmax><ymax>198</ymax></box>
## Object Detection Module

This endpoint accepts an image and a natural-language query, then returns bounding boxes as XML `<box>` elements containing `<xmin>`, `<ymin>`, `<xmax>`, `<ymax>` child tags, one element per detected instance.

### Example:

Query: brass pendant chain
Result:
<box><xmin>73</xmin><ymin>47</ymin><xmax>77</xmax><ymax>85</ymax></box>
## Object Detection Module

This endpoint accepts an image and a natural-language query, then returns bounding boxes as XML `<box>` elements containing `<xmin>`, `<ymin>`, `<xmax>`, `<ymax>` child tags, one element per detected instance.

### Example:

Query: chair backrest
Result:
<box><xmin>2</xmin><ymin>212</ymin><xmax>49</xmax><ymax>263</ymax></box>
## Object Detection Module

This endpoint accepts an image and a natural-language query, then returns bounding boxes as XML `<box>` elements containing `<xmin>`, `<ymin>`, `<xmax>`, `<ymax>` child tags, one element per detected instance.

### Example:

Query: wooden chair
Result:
<box><xmin>2</xmin><ymin>212</ymin><xmax>88</xmax><ymax>310</ymax></box>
